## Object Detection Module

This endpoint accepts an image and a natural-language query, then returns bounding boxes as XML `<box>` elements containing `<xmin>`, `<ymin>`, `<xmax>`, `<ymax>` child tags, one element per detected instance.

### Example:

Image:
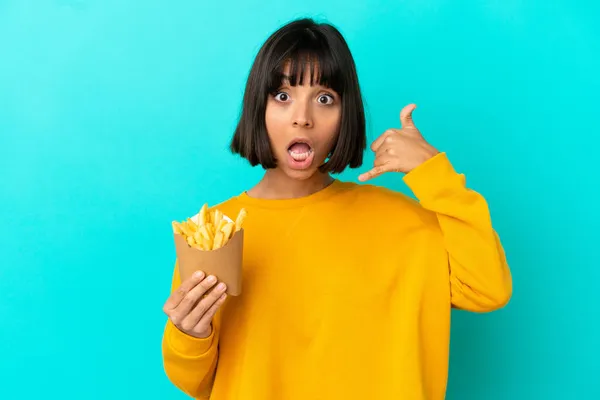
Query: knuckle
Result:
<box><xmin>203</xmin><ymin>311</ymin><xmax>216</xmax><ymax>323</ymax></box>
<box><xmin>193</xmin><ymin>300</ymin><xmax>207</xmax><ymax>317</ymax></box>
<box><xmin>180</xmin><ymin>320</ymin><xmax>194</xmax><ymax>331</ymax></box>
<box><xmin>193</xmin><ymin>325</ymin><xmax>209</xmax><ymax>336</ymax></box>
<box><xmin>181</xmin><ymin>294</ymin><xmax>195</xmax><ymax>308</ymax></box>
<box><xmin>213</xmin><ymin>298</ymin><xmax>222</xmax><ymax>308</ymax></box>
<box><xmin>205</xmin><ymin>307</ymin><xmax>215</xmax><ymax>317</ymax></box>
<box><xmin>195</xmin><ymin>302</ymin><xmax>208</xmax><ymax>317</ymax></box>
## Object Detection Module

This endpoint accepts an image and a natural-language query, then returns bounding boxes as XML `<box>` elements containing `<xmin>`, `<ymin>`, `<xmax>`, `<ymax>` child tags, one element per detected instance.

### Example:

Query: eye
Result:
<box><xmin>317</xmin><ymin>94</ymin><xmax>334</xmax><ymax>105</ymax></box>
<box><xmin>274</xmin><ymin>92</ymin><xmax>290</xmax><ymax>102</ymax></box>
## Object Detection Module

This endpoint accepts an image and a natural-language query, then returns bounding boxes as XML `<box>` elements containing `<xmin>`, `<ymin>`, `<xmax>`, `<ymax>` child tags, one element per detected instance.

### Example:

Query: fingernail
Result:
<box><xmin>193</xmin><ymin>271</ymin><xmax>204</xmax><ymax>279</ymax></box>
<box><xmin>217</xmin><ymin>282</ymin><xmax>226</xmax><ymax>291</ymax></box>
<box><xmin>206</xmin><ymin>275</ymin><xmax>216</xmax><ymax>284</ymax></box>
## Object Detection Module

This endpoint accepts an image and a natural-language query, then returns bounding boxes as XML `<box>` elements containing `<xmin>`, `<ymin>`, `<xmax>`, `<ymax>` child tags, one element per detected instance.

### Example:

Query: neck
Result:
<box><xmin>247</xmin><ymin>168</ymin><xmax>335</xmax><ymax>200</ymax></box>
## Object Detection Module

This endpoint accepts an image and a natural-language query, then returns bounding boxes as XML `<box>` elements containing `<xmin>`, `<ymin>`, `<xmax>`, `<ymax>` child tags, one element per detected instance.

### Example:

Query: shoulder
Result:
<box><xmin>336</xmin><ymin>180</ymin><xmax>438</xmax><ymax>227</ymax></box>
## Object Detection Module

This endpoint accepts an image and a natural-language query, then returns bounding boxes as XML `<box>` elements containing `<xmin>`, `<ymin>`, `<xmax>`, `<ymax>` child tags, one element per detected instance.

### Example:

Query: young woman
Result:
<box><xmin>161</xmin><ymin>18</ymin><xmax>512</xmax><ymax>400</ymax></box>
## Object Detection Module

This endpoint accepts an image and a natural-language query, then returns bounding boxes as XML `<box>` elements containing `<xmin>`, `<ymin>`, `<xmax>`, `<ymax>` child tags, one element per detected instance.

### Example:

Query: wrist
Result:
<box><xmin>422</xmin><ymin>144</ymin><xmax>440</xmax><ymax>160</ymax></box>
<box><xmin>407</xmin><ymin>145</ymin><xmax>440</xmax><ymax>173</ymax></box>
<box><xmin>166</xmin><ymin>320</ymin><xmax>216</xmax><ymax>356</ymax></box>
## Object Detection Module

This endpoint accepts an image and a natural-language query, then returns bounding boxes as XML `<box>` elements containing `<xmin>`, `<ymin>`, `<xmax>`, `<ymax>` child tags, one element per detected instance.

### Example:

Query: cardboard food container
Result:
<box><xmin>173</xmin><ymin>215</ymin><xmax>244</xmax><ymax>296</ymax></box>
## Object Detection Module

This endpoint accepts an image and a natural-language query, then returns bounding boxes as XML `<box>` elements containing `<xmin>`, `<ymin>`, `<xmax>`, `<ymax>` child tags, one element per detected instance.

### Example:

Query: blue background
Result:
<box><xmin>1</xmin><ymin>0</ymin><xmax>598</xmax><ymax>398</ymax></box>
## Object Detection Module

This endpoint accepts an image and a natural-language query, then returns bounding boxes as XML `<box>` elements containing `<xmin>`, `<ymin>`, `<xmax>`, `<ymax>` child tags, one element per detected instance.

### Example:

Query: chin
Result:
<box><xmin>282</xmin><ymin>166</ymin><xmax>321</xmax><ymax>181</ymax></box>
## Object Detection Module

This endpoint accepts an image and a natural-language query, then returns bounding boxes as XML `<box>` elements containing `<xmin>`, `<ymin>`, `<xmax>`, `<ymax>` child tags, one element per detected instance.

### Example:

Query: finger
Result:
<box><xmin>374</xmin><ymin>152</ymin><xmax>392</xmax><ymax>166</ymax></box>
<box><xmin>163</xmin><ymin>270</ymin><xmax>206</xmax><ymax>312</ymax></box>
<box><xmin>358</xmin><ymin>164</ymin><xmax>390</xmax><ymax>182</ymax></box>
<box><xmin>180</xmin><ymin>282</ymin><xmax>227</xmax><ymax>330</ymax></box>
<box><xmin>194</xmin><ymin>293</ymin><xmax>228</xmax><ymax>333</ymax></box>
<box><xmin>370</xmin><ymin>129</ymin><xmax>395</xmax><ymax>152</ymax></box>
<box><xmin>400</xmin><ymin>104</ymin><xmax>417</xmax><ymax>128</ymax></box>
<box><xmin>169</xmin><ymin>275</ymin><xmax>218</xmax><ymax>324</ymax></box>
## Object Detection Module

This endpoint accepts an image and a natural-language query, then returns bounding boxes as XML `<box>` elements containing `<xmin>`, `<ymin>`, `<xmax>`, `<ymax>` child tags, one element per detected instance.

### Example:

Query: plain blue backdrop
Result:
<box><xmin>1</xmin><ymin>0</ymin><xmax>598</xmax><ymax>398</ymax></box>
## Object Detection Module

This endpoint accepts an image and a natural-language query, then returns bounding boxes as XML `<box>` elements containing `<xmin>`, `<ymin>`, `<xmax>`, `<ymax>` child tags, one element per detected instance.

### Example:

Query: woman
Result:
<box><xmin>161</xmin><ymin>17</ymin><xmax>512</xmax><ymax>400</ymax></box>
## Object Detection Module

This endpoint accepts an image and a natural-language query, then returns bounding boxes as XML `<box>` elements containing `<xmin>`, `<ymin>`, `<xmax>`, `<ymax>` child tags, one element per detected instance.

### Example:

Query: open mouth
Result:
<box><xmin>287</xmin><ymin>140</ymin><xmax>313</xmax><ymax>160</ymax></box>
<box><xmin>286</xmin><ymin>139</ymin><xmax>315</xmax><ymax>170</ymax></box>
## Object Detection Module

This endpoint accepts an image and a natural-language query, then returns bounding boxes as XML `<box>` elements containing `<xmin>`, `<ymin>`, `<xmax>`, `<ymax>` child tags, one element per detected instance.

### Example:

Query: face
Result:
<box><xmin>265</xmin><ymin>64</ymin><xmax>342</xmax><ymax>180</ymax></box>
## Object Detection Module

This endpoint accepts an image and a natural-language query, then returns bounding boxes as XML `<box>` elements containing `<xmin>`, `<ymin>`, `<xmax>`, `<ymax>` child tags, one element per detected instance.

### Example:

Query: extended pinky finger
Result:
<box><xmin>194</xmin><ymin>293</ymin><xmax>227</xmax><ymax>333</ymax></box>
<box><xmin>358</xmin><ymin>165</ymin><xmax>388</xmax><ymax>182</ymax></box>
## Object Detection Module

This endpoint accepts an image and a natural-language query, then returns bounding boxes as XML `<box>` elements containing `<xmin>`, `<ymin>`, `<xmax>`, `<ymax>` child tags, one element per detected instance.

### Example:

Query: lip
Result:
<box><xmin>286</xmin><ymin>149</ymin><xmax>315</xmax><ymax>170</ymax></box>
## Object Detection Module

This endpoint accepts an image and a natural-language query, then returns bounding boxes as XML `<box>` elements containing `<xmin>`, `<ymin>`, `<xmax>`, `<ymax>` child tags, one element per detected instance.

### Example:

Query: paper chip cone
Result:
<box><xmin>174</xmin><ymin>227</ymin><xmax>244</xmax><ymax>296</ymax></box>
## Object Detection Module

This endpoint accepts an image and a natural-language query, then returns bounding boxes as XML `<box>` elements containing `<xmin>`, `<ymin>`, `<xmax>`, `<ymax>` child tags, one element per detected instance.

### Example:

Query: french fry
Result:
<box><xmin>216</xmin><ymin>218</ymin><xmax>227</xmax><ymax>232</ymax></box>
<box><xmin>186</xmin><ymin>235</ymin><xmax>195</xmax><ymax>247</ymax></box>
<box><xmin>235</xmin><ymin>208</ymin><xmax>247</xmax><ymax>231</ymax></box>
<box><xmin>206</xmin><ymin>223</ymin><xmax>216</xmax><ymax>240</ymax></box>
<box><xmin>198</xmin><ymin>203</ymin><xmax>208</xmax><ymax>225</ymax></box>
<box><xmin>213</xmin><ymin>210</ymin><xmax>223</xmax><ymax>227</ymax></box>
<box><xmin>213</xmin><ymin>231</ymin><xmax>225</xmax><ymax>250</ymax></box>
<box><xmin>179</xmin><ymin>222</ymin><xmax>195</xmax><ymax>238</ymax></box>
<box><xmin>172</xmin><ymin>204</ymin><xmax>247</xmax><ymax>251</ymax></box>
<box><xmin>203</xmin><ymin>237</ymin><xmax>213</xmax><ymax>250</ymax></box>
<box><xmin>199</xmin><ymin>224</ymin><xmax>213</xmax><ymax>242</ymax></box>
<box><xmin>172</xmin><ymin>221</ymin><xmax>184</xmax><ymax>235</ymax></box>
<box><xmin>219</xmin><ymin>222</ymin><xmax>233</xmax><ymax>247</ymax></box>
<box><xmin>221</xmin><ymin>221</ymin><xmax>234</xmax><ymax>240</ymax></box>
<box><xmin>186</xmin><ymin>219</ymin><xmax>199</xmax><ymax>233</ymax></box>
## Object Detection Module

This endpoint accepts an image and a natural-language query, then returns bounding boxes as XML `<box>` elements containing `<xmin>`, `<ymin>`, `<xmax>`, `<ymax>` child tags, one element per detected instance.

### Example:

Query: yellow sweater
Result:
<box><xmin>161</xmin><ymin>152</ymin><xmax>512</xmax><ymax>399</ymax></box>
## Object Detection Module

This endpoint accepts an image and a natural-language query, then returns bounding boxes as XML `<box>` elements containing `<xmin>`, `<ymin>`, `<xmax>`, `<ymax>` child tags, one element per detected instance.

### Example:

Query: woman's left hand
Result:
<box><xmin>358</xmin><ymin>104</ymin><xmax>440</xmax><ymax>182</ymax></box>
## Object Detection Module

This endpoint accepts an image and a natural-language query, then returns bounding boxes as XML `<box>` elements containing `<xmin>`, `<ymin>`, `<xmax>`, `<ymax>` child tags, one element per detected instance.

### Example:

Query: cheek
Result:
<box><xmin>265</xmin><ymin>104</ymin><xmax>287</xmax><ymax>146</ymax></box>
<box><xmin>315</xmin><ymin>109</ymin><xmax>341</xmax><ymax>147</ymax></box>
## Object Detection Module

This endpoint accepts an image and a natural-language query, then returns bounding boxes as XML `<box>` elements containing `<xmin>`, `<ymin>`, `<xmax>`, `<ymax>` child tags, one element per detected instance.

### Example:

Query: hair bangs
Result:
<box><xmin>267</xmin><ymin>35</ymin><xmax>344</xmax><ymax>95</ymax></box>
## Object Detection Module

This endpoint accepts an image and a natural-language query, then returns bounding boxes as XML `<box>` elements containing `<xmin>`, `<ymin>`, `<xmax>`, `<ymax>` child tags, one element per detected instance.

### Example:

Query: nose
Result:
<box><xmin>292</xmin><ymin>100</ymin><xmax>313</xmax><ymax>128</ymax></box>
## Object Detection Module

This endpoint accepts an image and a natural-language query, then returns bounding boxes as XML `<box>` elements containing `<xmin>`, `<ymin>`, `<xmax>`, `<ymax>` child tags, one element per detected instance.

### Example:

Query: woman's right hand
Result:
<box><xmin>163</xmin><ymin>271</ymin><xmax>228</xmax><ymax>338</ymax></box>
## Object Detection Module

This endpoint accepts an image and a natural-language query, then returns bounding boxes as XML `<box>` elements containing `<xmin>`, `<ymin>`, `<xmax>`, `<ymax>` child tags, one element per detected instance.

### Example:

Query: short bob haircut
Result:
<box><xmin>229</xmin><ymin>18</ymin><xmax>366</xmax><ymax>174</ymax></box>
